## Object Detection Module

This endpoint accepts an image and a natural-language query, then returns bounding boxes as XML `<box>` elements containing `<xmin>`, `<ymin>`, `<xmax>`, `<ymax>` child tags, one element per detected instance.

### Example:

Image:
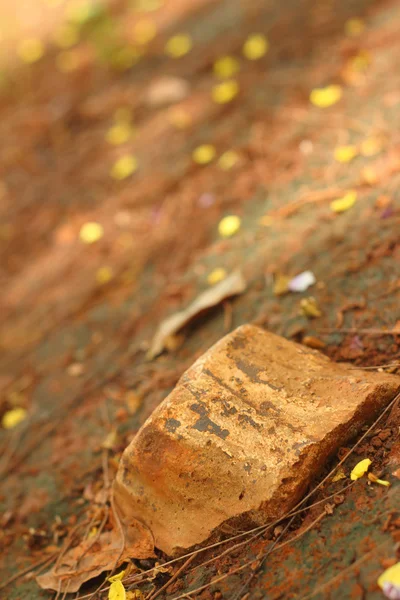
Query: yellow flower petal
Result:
<box><xmin>212</xmin><ymin>80</ymin><xmax>239</xmax><ymax>104</ymax></box>
<box><xmin>106</xmin><ymin>123</ymin><xmax>133</xmax><ymax>145</ymax></box>
<box><xmin>79</xmin><ymin>222</ymin><xmax>104</xmax><ymax>244</ymax></box>
<box><xmin>108</xmin><ymin>570</ymin><xmax>126</xmax><ymax>583</ymax></box>
<box><xmin>273</xmin><ymin>273</ymin><xmax>290</xmax><ymax>296</ymax></box>
<box><xmin>133</xmin><ymin>19</ymin><xmax>157</xmax><ymax>45</ymax></box>
<box><xmin>218</xmin><ymin>150</ymin><xmax>239</xmax><ymax>171</ymax></box>
<box><xmin>299</xmin><ymin>297</ymin><xmax>322</xmax><ymax>318</ymax></box>
<box><xmin>334</xmin><ymin>145</ymin><xmax>358</xmax><ymax>163</ymax></box>
<box><xmin>361</xmin><ymin>166</ymin><xmax>378</xmax><ymax>186</ymax></box>
<box><xmin>192</xmin><ymin>144</ymin><xmax>216</xmax><ymax>165</ymax></box>
<box><xmin>243</xmin><ymin>34</ymin><xmax>269</xmax><ymax>60</ymax></box>
<box><xmin>345</xmin><ymin>18</ymin><xmax>365</xmax><ymax>37</ymax></box>
<box><xmin>165</xmin><ymin>34</ymin><xmax>192</xmax><ymax>58</ymax></box>
<box><xmin>96</xmin><ymin>266</ymin><xmax>113</xmax><ymax>284</ymax></box>
<box><xmin>378</xmin><ymin>562</ymin><xmax>400</xmax><ymax>590</ymax></box>
<box><xmin>111</xmin><ymin>155</ymin><xmax>138</xmax><ymax>180</ymax></box>
<box><xmin>108</xmin><ymin>579</ymin><xmax>126</xmax><ymax>600</ymax></box>
<box><xmin>368</xmin><ymin>473</ymin><xmax>390</xmax><ymax>487</ymax></box>
<box><xmin>332</xmin><ymin>469</ymin><xmax>346</xmax><ymax>482</ymax></box>
<box><xmin>218</xmin><ymin>215</ymin><xmax>241</xmax><ymax>238</ymax></box>
<box><xmin>330</xmin><ymin>190</ymin><xmax>357</xmax><ymax>213</ymax></box>
<box><xmin>350</xmin><ymin>458</ymin><xmax>371</xmax><ymax>481</ymax></box>
<box><xmin>207</xmin><ymin>268</ymin><xmax>227</xmax><ymax>285</ymax></box>
<box><xmin>310</xmin><ymin>85</ymin><xmax>342</xmax><ymax>108</ymax></box>
<box><xmin>360</xmin><ymin>137</ymin><xmax>383</xmax><ymax>157</ymax></box>
<box><xmin>2</xmin><ymin>407</ymin><xmax>27</xmax><ymax>429</ymax></box>
<box><xmin>18</xmin><ymin>38</ymin><xmax>45</xmax><ymax>63</ymax></box>
<box><xmin>213</xmin><ymin>55</ymin><xmax>240</xmax><ymax>79</ymax></box>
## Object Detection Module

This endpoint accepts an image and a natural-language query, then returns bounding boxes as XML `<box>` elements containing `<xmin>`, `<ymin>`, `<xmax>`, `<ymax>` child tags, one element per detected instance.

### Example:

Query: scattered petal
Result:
<box><xmin>165</xmin><ymin>34</ymin><xmax>192</xmax><ymax>58</ymax></box>
<box><xmin>2</xmin><ymin>407</ymin><xmax>27</xmax><ymax>430</ymax></box>
<box><xmin>192</xmin><ymin>144</ymin><xmax>216</xmax><ymax>165</ymax></box>
<box><xmin>299</xmin><ymin>297</ymin><xmax>321</xmax><ymax>318</ymax></box>
<box><xmin>378</xmin><ymin>563</ymin><xmax>400</xmax><ymax>600</ymax></box>
<box><xmin>133</xmin><ymin>19</ymin><xmax>157</xmax><ymax>45</ymax></box>
<box><xmin>106</xmin><ymin>123</ymin><xmax>133</xmax><ymax>145</ymax></box>
<box><xmin>350</xmin><ymin>458</ymin><xmax>371</xmax><ymax>481</ymax></box>
<box><xmin>111</xmin><ymin>155</ymin><xmax>138</xmax><ymax>180</ymax></box>
<box><xmin>207</xmin><ymin>268</ymin><xmax>227</xmax><ymax>285</ymax></box>
<box><xmin>212</xmin><ymin>80</ymin><xmax>239</xmax><ymax>104</ymax></box>
<box><xmin>330</xmin><ymin>190</ymin><xmax>357</xmax><ymax>213</ymax></box>
<box><xmin>108</xmin><ymin>570</ymin><xmax>126</xmax><ymax>582</ymax></box>
<box><xmin>218</xmin><ymin>150</ymin><xmax>239</xmax><ymax>171</ymax></box>
<box><xmin>310</xmin><ymin>85</ymin><xmax>342</xmax><ymax>108</ymax></box>
<box><xmin>79</xmin><ymin>222</ymin><xmax>104</xmax><ymax>244</ymax></box>
<box><xmin>243</xmin><ymin>34</ymin><xmax>269</xmax><ymax>60</ymax></box>
<box><xmin>345</xmin><ymin>18</ymin><xmax>365</xmax><ymax>37</ymax></box>
<box><xmin>213</xmin><ymin>55</ymin><xmax>240</xmax><ymax>79</ymax></box>
<box><xmin>288</xmin><ymin>271</ymin><xmax>316</xmax><ymax>293</ymax></box>
<box><xmin>273</xmin><ymin>273</ymin><xmax>290</xmax><ymax>296</ymax></box>
<box><xmin>218</xmin><ymin>215</ymin><xmax>241</xmax><ymax>238</ymax></box>
<box><xmin>18</xmin><ymin>38</ymin><xmax>45</xmax><ymax>63</ymax></box>
<box><xmin>109</xmin><ymin>579</ymin><xmax>126</xmax><ymax>600</ymax></box>
<box><xmin>360</xmin><ymin>137</ymin><xmax>383</xmax><ymax>157</ymax></box>
<box><xmin>332</xmin><ymin>469</ymin><xmax>346</xmax><ymax>482</ymax></box>
<box><xmin>334</xmin><ymin>145</ymin><xmax>358</xmax><ymax>163</ymax></box>
<box><xmin>96</xmin><ymin>266</ymin><xmax>113</xmax><ymax>284</ymax></box>
<box><xmin>148</xmin><ymin>271</ymin><xmax>246</xmax><ymax>358</ymax></box>
<box><xmin>368</xmin><ymin>473</ymin><xmax>390</xmax><ymax>487</ymax></box>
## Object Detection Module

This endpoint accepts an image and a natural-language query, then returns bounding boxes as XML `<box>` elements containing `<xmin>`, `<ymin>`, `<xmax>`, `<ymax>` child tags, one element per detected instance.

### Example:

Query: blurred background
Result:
<box><xmin>1</xmin><ymin>0</ymin><xmax>400</xmax><ymax>596</ymax></box>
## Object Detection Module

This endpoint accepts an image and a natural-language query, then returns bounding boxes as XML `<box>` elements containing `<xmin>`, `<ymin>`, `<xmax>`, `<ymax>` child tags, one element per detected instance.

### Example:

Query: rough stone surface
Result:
<box><xmin>113</xmin><ymin>325</ymin><xmax>400</xmax><ymax>555</ymax></box>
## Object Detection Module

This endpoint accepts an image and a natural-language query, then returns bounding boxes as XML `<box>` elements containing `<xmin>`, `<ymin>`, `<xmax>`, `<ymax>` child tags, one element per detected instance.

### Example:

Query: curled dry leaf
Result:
<box><xmin>37</xmin><ymin>510</ymin><xmax>154</xmax><ymax>593</ymax></box>
<box><xmin>147</xmin><ymin>271</ymin><xmax>246</xmax><ymax>359</ymax></box>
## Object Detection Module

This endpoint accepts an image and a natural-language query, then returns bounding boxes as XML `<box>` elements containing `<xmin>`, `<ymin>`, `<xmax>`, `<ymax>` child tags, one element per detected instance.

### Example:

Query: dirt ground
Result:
<box><xmin>1</xmin><ymin>0</ymin><xmax>400</xmax><ymax>598</ymax></box>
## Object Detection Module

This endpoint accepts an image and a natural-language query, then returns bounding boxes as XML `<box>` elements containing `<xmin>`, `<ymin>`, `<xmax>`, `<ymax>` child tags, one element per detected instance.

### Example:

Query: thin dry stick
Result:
<box><xmin>189</xmin><ymin>481</ymin><xmax>355</xmax><ymax>576</ymax></box>
<box><xmin>0</xmin><ymin>552</ymin><xmax>58</xmax><ymax>591</ymax></box>
<box><xmin>149</xmin><ymin>555</ymin><xmax>196</xmax><ymax>600</ymax></box>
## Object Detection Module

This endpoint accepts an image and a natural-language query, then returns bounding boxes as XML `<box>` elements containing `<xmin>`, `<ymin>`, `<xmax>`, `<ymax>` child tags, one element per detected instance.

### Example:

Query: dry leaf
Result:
<box><xmin>147</xmin><ymin>271</ymin><xmax>246</xmax><ymax>358</ymax></box>
<box><xmin>37</xmin><ymin>510</ymin><xmax>154</xmax><ymax>593</ymax></box>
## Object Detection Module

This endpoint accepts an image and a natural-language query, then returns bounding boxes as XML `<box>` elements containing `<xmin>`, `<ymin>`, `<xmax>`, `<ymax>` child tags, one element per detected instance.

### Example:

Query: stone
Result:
<box><xmin>113</xmin><ymin>325</ymin><xmax>400</xmax><ymax>555</ymax></box>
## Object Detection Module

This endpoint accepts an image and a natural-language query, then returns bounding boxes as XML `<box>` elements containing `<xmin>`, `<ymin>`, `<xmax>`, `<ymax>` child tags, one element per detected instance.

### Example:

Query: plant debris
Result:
<box><xmin>147</xmin><ymin>271</ymin><xmax>246</xmax><ymax>358</ymax></box>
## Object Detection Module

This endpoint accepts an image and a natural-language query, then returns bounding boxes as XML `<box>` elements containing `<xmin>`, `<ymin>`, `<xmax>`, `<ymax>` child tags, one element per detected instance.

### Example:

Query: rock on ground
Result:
<box><xmin>113</xmin><ymin>325</ymin><xmax>400</xmax><ymax>555</ymax></box>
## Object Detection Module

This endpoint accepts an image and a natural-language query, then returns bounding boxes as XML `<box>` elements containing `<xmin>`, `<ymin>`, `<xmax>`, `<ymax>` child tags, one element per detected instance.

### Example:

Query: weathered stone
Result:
<box><xmin>113</xmin><ymin>325</ymin><xmax>400</xmax><ymax>555</ymax></box>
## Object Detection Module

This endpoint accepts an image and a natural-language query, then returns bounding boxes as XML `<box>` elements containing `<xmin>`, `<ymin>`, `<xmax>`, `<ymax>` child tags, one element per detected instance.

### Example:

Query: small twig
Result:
<box><xmin>149</xmin><ymin>555</ymin><xmax>196</xmax><ymax>600</ymax></box>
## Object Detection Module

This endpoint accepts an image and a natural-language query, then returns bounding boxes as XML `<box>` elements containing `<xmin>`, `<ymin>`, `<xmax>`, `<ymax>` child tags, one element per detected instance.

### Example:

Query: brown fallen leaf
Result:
<box><xmin>147</xmin><ymin>271</ymin><xmax>246</xmax><ymax>359</ymax></box>
<box><xmin>37</xmin><ymin>508</ymin><xmax>154</xmax><ymax>593</ymax></box>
